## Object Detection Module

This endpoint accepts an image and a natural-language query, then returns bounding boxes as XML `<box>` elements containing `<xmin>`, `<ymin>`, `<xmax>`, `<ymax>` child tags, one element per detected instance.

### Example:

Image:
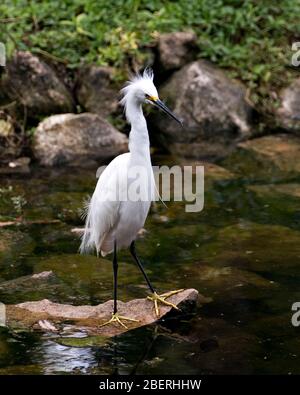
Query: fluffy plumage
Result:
<box><xmin>80</xmin><ymin>69</ymin><xmax>156</xmax><ymax>256</ymax></box>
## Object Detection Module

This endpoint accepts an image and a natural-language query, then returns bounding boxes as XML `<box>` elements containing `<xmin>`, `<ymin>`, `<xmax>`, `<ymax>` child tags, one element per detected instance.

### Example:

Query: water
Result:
<box><xmin>0</xmin><ymin>157</ymin><xmax>300</xmax><ymax>374</ymax></box>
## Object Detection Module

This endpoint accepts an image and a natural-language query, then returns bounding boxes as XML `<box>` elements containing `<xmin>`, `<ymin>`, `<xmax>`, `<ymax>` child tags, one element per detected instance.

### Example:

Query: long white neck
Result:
<box><xmin>126</xmin><ymin>95</ymin><xmax>150</xmax><ymax>159</ymax></box>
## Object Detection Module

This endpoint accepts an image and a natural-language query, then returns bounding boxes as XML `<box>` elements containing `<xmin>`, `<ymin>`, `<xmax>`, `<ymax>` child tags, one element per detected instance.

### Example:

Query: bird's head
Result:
<box><xmin>120</xmin><ymin>68</ymin><xmax>182</xmax><ymax>125</ymax></box>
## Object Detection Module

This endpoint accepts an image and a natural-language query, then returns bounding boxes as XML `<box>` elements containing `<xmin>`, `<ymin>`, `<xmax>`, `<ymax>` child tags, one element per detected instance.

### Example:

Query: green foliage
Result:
<box><xmin>0</xmin><ymin>0</ymin><xmax>299</xmax><ymax>108</ymax></box>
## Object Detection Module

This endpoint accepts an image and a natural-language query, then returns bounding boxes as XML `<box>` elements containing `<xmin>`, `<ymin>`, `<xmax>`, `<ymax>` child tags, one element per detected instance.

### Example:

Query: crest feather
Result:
<box><xmin>143</xmin><ymin>67</ymin><xmax>154</xmax><ymax>80</ymax></box>
<box><xmin>120</xmin><ymin>67</ymin><xmax>154</xmax><ymax>107</ymax></box>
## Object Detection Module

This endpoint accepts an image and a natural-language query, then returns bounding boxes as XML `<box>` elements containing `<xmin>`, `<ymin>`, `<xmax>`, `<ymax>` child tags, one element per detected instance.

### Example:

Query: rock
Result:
<box><xmin>33</xmin><ymin>113</ymin><xmax>128</xmax><ymax>166</ymax></box>
<box><xmin>248</xmin><ymin>183</ymin><xmax>300</xmax><ymax>199</ymax></box>
<box><xmin>135</xmin><ymin>222</ymin><xmax>216</xmax><ymax>264</ymax></box>
<box><xmin>41</xmin><ymin>191</ymin><xmax>86</xmax><ymax>223</ymax></box>
<box><xmin>75</xmin><ymin>65</ymin><xmax>118</xmax><ymax>118</ymax></box>
<box><xmin>132</xmin><ymin>315</ymin><xmax>259</xmax><ymax>374</ymax></box>
<box><xmin>0</xmin><ymin>271</ymin><xmax>73</xmax><ymax>304</ymax></box>
<box><xmin>181</xmin><ymin>264</ymin><xmax>276</xmax><ymax>301</ymax></box>
<box><xmin>221</xmin><ymin>134</ymin><xmax>300</xmax><ymax>181</ymax></box>
<box><xmin>71</xmin><ymin>227</ymin><xmax>84</xmax><ymax>235</ymax></box>
<box><xmin>0</xmin><ymin>157</ymin><xmax>31</xmax><ymax>175</ymax></box>
<box><xmin>0</xmin><ymin>229</ymin><xmax>35</xmax><ymax>281</ymax></box>
<box><xmin>171</xmin><ymin>316</ymin><xmax>260</xmax><ymax>374</ymax></box>
<box><xmin>0</xmin><ymin>74</ymin><xmax>9</xmax><ymax>105</ymax></box>
<box><xmin>151</xmin><ymin>60</ymin><xmax>253</xmax><ymax>159</ymax></box>
<box><xmin>8</xmin><ymin>156</ymin><xmax>30</xmax><ymax>168</ymax></box>
<box><xmin>6</xmin><ymin>288</ymin><xmax>202</xmax><ymax>336</ymax></box>
<box><xmin>34</xmin><ymin>254</ymin><xmax>148</xmax><ymax>305</ymax></box>
<box><xmin>246</xmin><ymin>183</ymin><xmax>300</xmax><ymax>226</ymax></box>
<box><xmin>0</xmin><ymin>117</ymin><xmax>13</xmax><ymax>137</ymax></box>
<box><xmin>276</xmin><ymin>78</ymin><xmax>300</xmax><ymax>133</ymax></box>
<box><xmin>3</xmin><ymin>51</ymin><xmax>74</xmax><ymax>117</ymax></box>
<box><xmin>197</xmin><ymin>222</ymin><xmax>300</xmax><ymax>275</ymax></box>
<box><xmin>0</xmin><ymin>111</ymin><xmax>23</xmax><ymax>163</ymax></box>
<box><xmin>157</xmin><ymin>32</ymin><xmax>198</xmax><ymax>71</ymax></box>
<box><xmin>180</xmin><ymin>160</ymin><xmax>236</xmax><ymax>181</ymax></box>
<box><xmin>0</xmin><ymin>229</ymin><xmax>34</xmax><ymax>264</ymax></box>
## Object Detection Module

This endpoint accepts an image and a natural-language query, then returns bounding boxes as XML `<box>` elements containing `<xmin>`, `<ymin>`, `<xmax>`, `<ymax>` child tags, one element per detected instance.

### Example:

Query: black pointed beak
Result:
<box><xmin>152</xmin><ymin>99</ymin><xmax>183</xmax><ymax>126</ymax></box>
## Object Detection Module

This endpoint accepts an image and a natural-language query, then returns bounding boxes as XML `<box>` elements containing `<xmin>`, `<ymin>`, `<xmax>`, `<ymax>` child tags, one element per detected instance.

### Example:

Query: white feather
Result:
<box><xmin>80</xmin><ymin>69</ymin><xmax>158</xmax><ymax>256</ymax></box>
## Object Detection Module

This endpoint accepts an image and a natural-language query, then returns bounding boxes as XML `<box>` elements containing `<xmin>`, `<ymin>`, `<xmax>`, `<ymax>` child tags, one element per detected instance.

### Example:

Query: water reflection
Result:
<box><xmin>1</xmin><ymin>162</ymin><xmax>300</xmax><ymax>374</ymax></box>
<box><xmin>38</xmin><ymin>338</ymin><xmax>96</xmax><ymax>374</ymax></box>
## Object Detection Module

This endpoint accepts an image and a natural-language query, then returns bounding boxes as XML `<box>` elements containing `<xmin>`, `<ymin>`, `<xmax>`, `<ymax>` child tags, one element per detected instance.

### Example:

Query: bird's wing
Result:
<box><xmin>80</xmin><ymin>153</ymin><xmax>130</xmax><ymax>255</ymax></box>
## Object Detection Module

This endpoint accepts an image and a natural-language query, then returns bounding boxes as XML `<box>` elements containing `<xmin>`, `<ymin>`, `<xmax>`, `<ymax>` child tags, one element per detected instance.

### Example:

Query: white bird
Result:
<box><xmin>80</xmin><ymin>68</ymin><xmax>183</xmax><ymax>328</ymax></box>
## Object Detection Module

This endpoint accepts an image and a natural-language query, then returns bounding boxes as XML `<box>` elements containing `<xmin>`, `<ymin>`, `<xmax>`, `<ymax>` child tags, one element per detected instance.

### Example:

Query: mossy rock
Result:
<box><xmin>196</xmin><ymin>222</ymin><xmax>300</xmax><ymax>274</ymax></box>
<box><xmin>248</xmin><ymin>183</ymin><xmax>300</xmax><ymax>200</ymax></box>
<box><xmin>0</xmin><ymin>229</ymin><xmax>35</xmax><ymax>264</ymax></box>
<box><xmin>221</xmin><ymin>134</ymin><xmax>300</xmax><ymax>182</ymax></box>
<box><xmin>34</xmin><ymin>254</ymin><xmax>144</xmax><ymax>304</ymax></box>
<box><xmin>0</xmin><ymin>271</ymin><xmax>74</xmax><ymax>305</ymax></box>
<box><xmin>180</xmin><ymin>264</ymin><xmax>276</xmax><ymax>301</ymax></box>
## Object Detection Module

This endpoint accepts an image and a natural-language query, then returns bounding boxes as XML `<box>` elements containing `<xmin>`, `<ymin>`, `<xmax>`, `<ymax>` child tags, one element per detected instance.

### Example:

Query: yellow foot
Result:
<box><xmin>99</xmin><ymin>313</ymin><xmax>139</xmax><ymax>329</ymax></box>
<box><xmin>147</xmin><ymin>289</ymin><xmax>185</xmax><ymax>317</ymax></box>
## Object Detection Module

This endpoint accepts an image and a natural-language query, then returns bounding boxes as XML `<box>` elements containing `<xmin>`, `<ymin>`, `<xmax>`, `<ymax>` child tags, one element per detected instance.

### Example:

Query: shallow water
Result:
<box><xmin>0</xmin><ymin>157</ymin><xmax>300</xmax><ymax>374</ymax></box>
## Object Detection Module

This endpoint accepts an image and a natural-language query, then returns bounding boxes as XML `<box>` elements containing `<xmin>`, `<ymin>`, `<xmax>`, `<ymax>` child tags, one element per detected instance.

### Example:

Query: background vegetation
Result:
<box><xmin>1</xmin><ymin>0</ymin><xmax>300</xmax><ymax>108</ymax></box>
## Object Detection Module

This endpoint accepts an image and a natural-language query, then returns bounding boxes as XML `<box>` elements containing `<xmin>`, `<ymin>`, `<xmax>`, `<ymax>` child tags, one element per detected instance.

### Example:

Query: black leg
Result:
<box><xmin>113</xmin><ymin>240</ymin><xmax>118</xmax><ymax>314</ymax></box>
<box><xmin>130</xmin><ymin>240</ymin><xmax>155</xmax><ymax>293</ymax></box>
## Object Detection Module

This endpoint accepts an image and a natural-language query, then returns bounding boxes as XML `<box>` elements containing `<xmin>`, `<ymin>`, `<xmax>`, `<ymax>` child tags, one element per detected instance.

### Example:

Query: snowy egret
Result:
<box><xmin>80</xmin><ymin>68</ymin><xmax>183</xmax><ymax>328</ymax></box>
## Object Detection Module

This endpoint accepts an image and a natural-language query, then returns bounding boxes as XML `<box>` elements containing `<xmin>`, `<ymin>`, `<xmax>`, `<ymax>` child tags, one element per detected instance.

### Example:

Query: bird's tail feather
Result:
<box><xmin>79</xmin><ymin>195</ymin><xmax>103</xmax><ymax>255</ymax></box>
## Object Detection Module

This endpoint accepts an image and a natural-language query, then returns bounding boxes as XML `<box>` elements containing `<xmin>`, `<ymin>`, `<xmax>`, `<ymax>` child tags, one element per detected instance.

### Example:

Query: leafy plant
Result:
<box><xmin>0</xmin><ymin>0</ymin><xmax>299</xmax><ymax>111</ymax></box>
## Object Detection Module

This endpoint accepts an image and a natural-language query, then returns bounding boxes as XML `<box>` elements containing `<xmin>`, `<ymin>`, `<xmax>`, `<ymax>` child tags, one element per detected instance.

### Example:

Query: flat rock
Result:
<box><xmin>150</xmin><ymin>60</ymin><xmax>253</xmax><ymax>159</ymax></box>
<box><xmin>33</xmin><ymin>112</ymin><xmax>128</xmax><ymax>166</ymax></box>
<box><xmin>6</xmin><ymin>288</ymin><xmax>203</xmax><ymax>337</ymax></box>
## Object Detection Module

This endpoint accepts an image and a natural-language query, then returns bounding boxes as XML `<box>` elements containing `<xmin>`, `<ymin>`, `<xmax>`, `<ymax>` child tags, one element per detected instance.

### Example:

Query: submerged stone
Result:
<box><xmin>0</xmin><ymin>271</ymin><xmax>73</xmax><ymax>305</ymax></box>
<box><xmin>139</xmin><ymin>316</ymin><xmax>260</xmax><ymax>375</ymax></box>
<box><xmin>248</xmin><ymin>183</ymin><xmax>300</xmax><ymax>200</ymax></box>
<box><xmin>196</xmin><ymin>222</ymin><xmax>300</xmax><ymax>274</ymax></box>
<box><xmin>34</xmin><ymin>254</ymin><xmax>144</xmax><ymax>304</ymax></box>
<box><xmin>221</xmin><ymin>134</ymin><xmax>300</xmax><ymax>181</ymax></box>
<box><xmin>40</xmin><ymin>191</ymin><xmax>86</xmax><ymax>223</ymax></box>
<box><xmin>0</xmin><ymin>229</ymin><xmax>34</xmax><ymax>263</ymax></box>
<box><xmin>181</xmin><ymin>264</ymin><xmax>276</xmax><ymax>301</ymax></box>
